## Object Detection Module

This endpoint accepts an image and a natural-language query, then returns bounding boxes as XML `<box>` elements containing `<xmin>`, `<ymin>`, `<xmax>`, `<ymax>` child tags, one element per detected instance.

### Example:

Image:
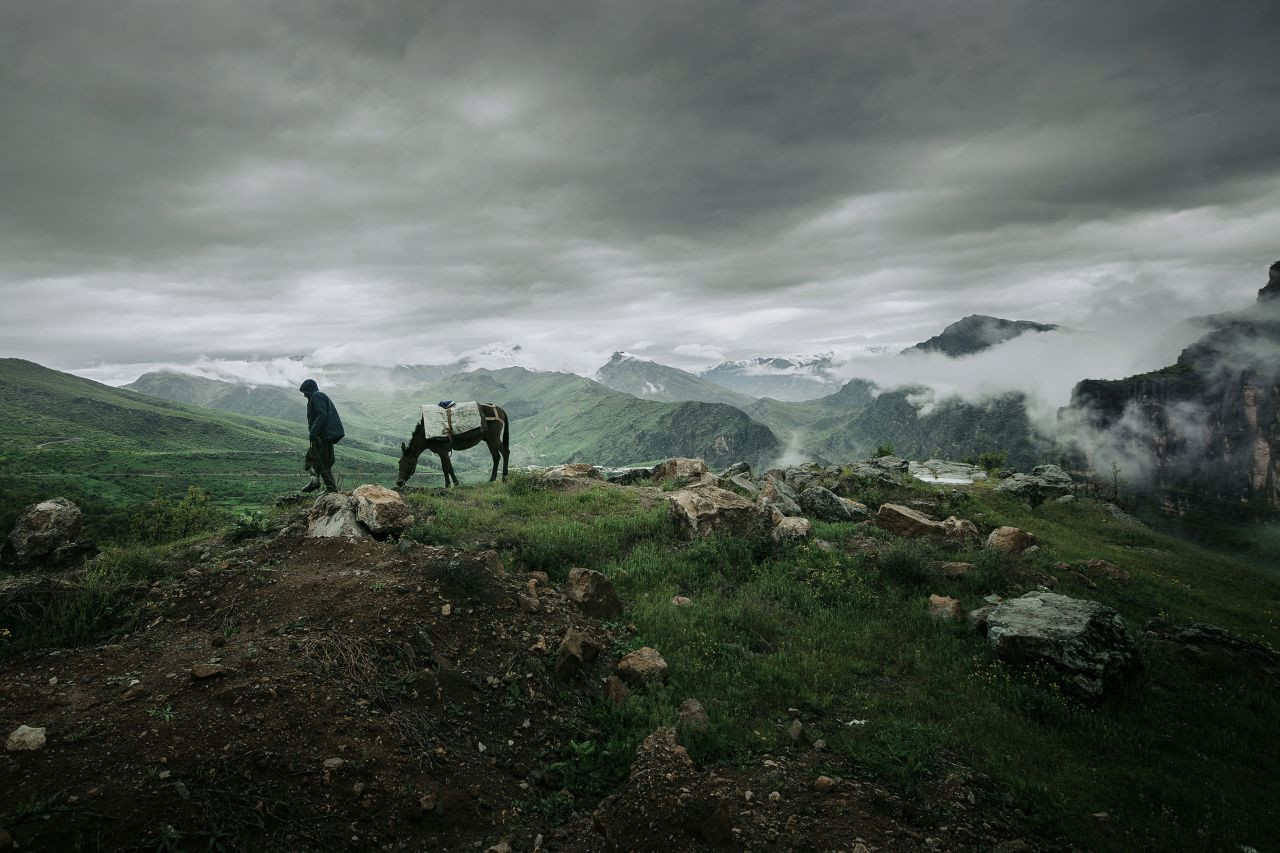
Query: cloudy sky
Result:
<box><xmin>3</xmin><ymin>0</ymin><xmax>1278</xmax><ymax>383</ymax></box>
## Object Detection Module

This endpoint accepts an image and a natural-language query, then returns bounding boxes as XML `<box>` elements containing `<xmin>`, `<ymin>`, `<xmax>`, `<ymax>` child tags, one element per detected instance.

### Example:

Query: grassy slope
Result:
<box><xmin>0</xmin><ymin>358</ymin><xmax>398</xmax><ymax>513</ymax></box>
<box><xmin>398</xmin><ymin>476</ymin><xmax>1279</xmax><ymax>852</ymax></box>
<box><xmin>594</xmin><ymin>356</ymin><xmax>759</xmax><ymax>407</ymax></box>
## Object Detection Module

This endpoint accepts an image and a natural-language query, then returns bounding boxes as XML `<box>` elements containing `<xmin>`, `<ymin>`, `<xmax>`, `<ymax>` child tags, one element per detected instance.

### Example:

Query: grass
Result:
<box><xmin>0</xmin><ymin>545</ymin><xmax>170</xmax><ymax>654</ymax></box>
<box><xmin>400</xmin><ymin>477</ymin><xmax>1280</xmax><ymax>852</ymax></box>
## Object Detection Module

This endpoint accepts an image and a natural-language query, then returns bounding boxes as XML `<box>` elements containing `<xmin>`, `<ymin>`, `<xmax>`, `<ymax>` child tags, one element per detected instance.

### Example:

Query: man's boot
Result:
<box><xmin>301</xmin><ymin>476</ymin><xmax>322</xmax><ymax>493</ymax></box>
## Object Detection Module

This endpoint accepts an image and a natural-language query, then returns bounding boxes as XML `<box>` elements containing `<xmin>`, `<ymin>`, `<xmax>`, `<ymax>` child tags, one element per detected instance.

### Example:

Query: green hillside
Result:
<box><xmin>0</xmin><ymin>359</ymin><xmax>399</xmax><ymax>517</ymax></box>
<box><xmin>126</xmin><ymin>371</ymin><xmax>305</xmax><ymax>423</ymax></box>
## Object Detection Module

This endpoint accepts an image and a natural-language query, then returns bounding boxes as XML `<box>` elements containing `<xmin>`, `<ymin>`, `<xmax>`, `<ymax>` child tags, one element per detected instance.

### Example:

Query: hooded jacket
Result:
<box><xmin>300</xmin><ymin>381</ymin><xmax>345</xmax><ymax>442</ymax></box>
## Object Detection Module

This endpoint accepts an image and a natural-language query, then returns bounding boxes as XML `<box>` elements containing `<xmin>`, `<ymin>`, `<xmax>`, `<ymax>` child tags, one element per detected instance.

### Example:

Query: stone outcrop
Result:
<box><xmin>986</xmin><ymin>591</ymin><xmax>1140</xmax><ymax>703</ymax></box>
<box><xmin>758</xmin><ymin>474</ymin><xmax>802</xmax><ymax>516</ymax></box>
<box><xmin>874</xmin><ymin>503</ymin><xmax>943</xmax><ymax>537</ymax></box>
<box><xmin>306</xmin><ymin>493</ymin><xmax>368</xmax><ymax>539</ymax></box>
<box><xmin>653</xmin><ymin>457</ymin><xmax>709</xmax><ymax>482</ymax></box>
<box><xmin>667</xmin><ymin>484</ymin><xmax>777</xmax><ymax>541</ymax></box>
<box><xmin>1144</xmin><ymin>620</ymin><xmax>1280</xmax><ymax>681</ymax></box>
<box><xmin>555</xmin><ymin>628</ymin><xmax>602</xmax><ymax>679</ymax></box>
<box><xmin>353</xmin><ymin>485</ymin><xmax>414</xmax><ymax>537</ymax></box>
<box><xmin>909</xmin><ymin>460</ymin><xmax>989</xmax><ymax>484</ymax></box>
<box><xmin>928</xmin><ymin>594</ymin><xmax>963</xmax><ymax>620</ymax></box>
<box><xmin>6</xmin><ymin>497</ymin><xmax>84</xmax><ymax>566</ymax></box>
<box><xmin>566</xmin><ymin>567</ymin><xmax>623</xmax><ymax>618</ymax></box>
<box><xmin>996</xmin><ymin>465</ymin><xmax>1074</xmax><ymax>501</ymax></box>
<box><xmin>536</xmin><ymin>463</ymin><xmax>604</xmax><ymax>480</ymax></box>
<box><xmin>798</xmin><ymin>486</ymin><xmax>868</xmax><ymax>522</ymax></box>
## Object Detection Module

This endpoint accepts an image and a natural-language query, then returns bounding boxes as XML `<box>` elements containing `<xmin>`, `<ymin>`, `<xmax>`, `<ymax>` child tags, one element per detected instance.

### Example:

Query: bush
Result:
<box><xmin>129</xmin><ymin>486</ymin><xmax>225</xmax><ymax>545</ymax></box>
<box><xmin>230</xmin><ymin>509</ymin><xmax>279</xmax><ymax>542</ymax></box>
<box><xmin>875</xmin><ymin>442</ymin><xmax>896</xmax><ymax>458</ymax></box>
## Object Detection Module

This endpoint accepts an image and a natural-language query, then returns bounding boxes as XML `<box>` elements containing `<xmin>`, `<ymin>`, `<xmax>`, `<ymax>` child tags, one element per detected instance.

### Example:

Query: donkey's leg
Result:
<box><xmin>447</xmin><ymin>453</ymin><xmax>460</xmax><ymax>486</ymax></box>
<box><xmin>436</xmin><ymin>451</ymin><xmax>451</xmax><ymax>487</ymax></box>
<box><xmin>489</xmin><ymin>434</ymin><xmax>500</xmax><ymax>482</ymax></box>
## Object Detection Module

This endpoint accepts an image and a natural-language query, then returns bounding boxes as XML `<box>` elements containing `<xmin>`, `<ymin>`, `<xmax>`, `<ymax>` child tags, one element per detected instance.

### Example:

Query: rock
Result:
<box><xmin>987</xmin><ymin>591</ymin><xmax>1140</xmax><ymax>703</ymax></box>
<box><xmin>565</xmin><ymin>568</ymin><xmax>623</xmax><ymax>618</ymax></box>
<box><xmin>986</xmin><ymin>526</ymin><xmax>1038</xmax><ymax>554</ymax></box>
<box><xmin>927</xmin><ymin>594</ymin><xmax>963</xmax><ymax>620</ymax></box>
<box><xmin>652</xmin><ymin>457</ymin><xmax>709</xmax><ymax>482</ymax></box>
<box><xmin>617</xmin><ymin>647</ymin><xmax>669</xmax><ymax>687</ymax></box>
<box><xmin>725</xmin><ymin>474</ymin><xmax>760</xmax><ymax>498</ymax></box>
<box><xmin>670</xmin><ymin>595</ymin><xmax>693</xmax><ymax>608</ymax></box>
<box><xmin>843</xmin><ymin>457</ymin><xmax>908</xmax><ymax>486</ymax></box>
<box><xmin>781</xmin><ymin>465</ymin><xmax>825</xmax><ymax>492</ymax></box>
<box><xmin>798</xmin><ymin>486</ymin><xmax>869</xmax><ymax>522</ymax></box>
<box><xmin>191</xmin><ymin>663</ymin><xmax>228</xmax><ymax>680</ymax></box>
<box><xmin>517</xmin><ymin>593</ymin><xmax>540</xmax><ymax>613</ymax></box>
<box><xmin>7</xmin><ymin>497</ymin><xmax>83</xmax><ymax>565</ymax></box>
<box><xmin>941</xmin><ymin>516</ymin><xmax>979</xmax><ymax>542</ymax></box>
<box><xmin>306</xmin><ymin>492</ymin><xmax>368</xmax><ymax>539</ymax></box>
<box><xmin>601</xmin><ymin>466</ymin><xmax>654</xmax><ymax>484</ymax></box>
<box><xmin>786</xmin><ymin>718</ymin><xmax>804</xmax><ymax>743</ymax></box>
<box><xmin>719</xmin><ymin>461</ymin><xmax>752</xmax><ymax>479</ymax></box>
<box><xmin>555</xmin><ymin>629</ymin><xmax>601</xmax><ymax>679</ymax></box>
<box><xmin>966</xmin><ymin>605</ymin><xmax>998</xmax><ymax>633</ymax></box>
<box><xmin>1144</xmin><ymin>620</ymin><xmax>1280</xmax><ymax>680</ymax></box>
<box><xmin>676</xmin><ymin>698</ymin><xmax>710</xmax><ymax>733</ymax></box>
<box><xmin>603</xmin><ymin>675</ymin><xmax>631</xmax><ymax>706</ymax></box>
<box><xmin>6</xmin><ymin>725</ymin><xmax>47</xmax><ymax>752</ymax></box>
<box><xmin>874</xmin><ymin>503</ymin><xmax>945</xmax><ymax>538</ymax></box>
<box><xmin>667</xmin><ymin>484</ymin><xmax>777</xmax><ymax>541</ymax></box>
<box><xmin>485</xmin><ymin>841</ymin><xmax>513</xmax><ymax>853</ymax></box>
<box><xmin>758</xmin><ymin>474</ymin><xmax>803</xmax><ymax>516</ymax></box>
<box><xmin>323</xmin><ymin>757</ymin><xmax>345</xmax><ymax>770</ymax></box>
<box><xmin>813</xmin><ymin>775</ymin><xmax>837</xmax><ymax>793</ymax></box>
<box><xmin>1102</xmin><ymin>503</ymin><xmax>1145</xmax><ymax>527</ymax></box>
<box><xmin>538</xmin><ymin>463</ymin><xmax>604</xmax><ymax>480</ymax></box>
<box><xmin>996</xmin><ymin>464</ymin><xmax>1074</xmax><ymax>501</ymax></box>
<box><xmin>1083</xmin><ymin>558</ymin><xmax>1131</xmax><ymax>584</ymax></box>
<box><xmin>909</xmin><ymin>459</ymin><xmax>989</xmax><ymax>484</ymax></box>
<box><xmin>633</xmin><ymin>727</ymin><xmax>693</xmax><ymax>777</ymax></box>
<box><xmin>352</xmin><ymin>484</ymin><xmax>414</xmax><ymax>537</ymax></box>
<box><xmin>937</xmin><ymin>561</ymin><xmax>974</xmax><ymax>578</ymax></box>
<box><xmin>770</xmin><ymin>516</ymin><xmax>813</xmax><ymax>543</ymax></box>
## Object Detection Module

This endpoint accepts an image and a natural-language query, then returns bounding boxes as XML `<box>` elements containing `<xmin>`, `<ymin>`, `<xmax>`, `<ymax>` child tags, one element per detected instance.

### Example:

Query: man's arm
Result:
<box><xmin>309</xmin><ymin>395</ymin><xmax>331</xmax><ymax>440</ymax></box>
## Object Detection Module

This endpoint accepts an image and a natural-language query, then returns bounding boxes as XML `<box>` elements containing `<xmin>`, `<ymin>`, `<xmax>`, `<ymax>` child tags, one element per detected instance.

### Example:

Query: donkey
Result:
<box><xmin>396</xmin><ymin>403</ymin><xmax>509</xmax><ymax>487</ymax></box>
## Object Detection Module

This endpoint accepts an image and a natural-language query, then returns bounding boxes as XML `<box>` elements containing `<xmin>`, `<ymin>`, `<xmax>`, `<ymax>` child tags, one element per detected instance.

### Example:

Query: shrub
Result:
<box><xmin>875</xmin><ymin>442</ymin><xmax>896</xmax><ymax>458</ymax></box>
<box><xmin>129</xmin><ymin>486</ymin><xmax>224</xmax><ymax>545</ymax></box>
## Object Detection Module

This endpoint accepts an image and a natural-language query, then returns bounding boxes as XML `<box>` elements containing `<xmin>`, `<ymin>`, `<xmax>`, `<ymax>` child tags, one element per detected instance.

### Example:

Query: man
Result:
<box><xmin>299</xmin><ymin>379</ymin><xmax>345</xmax><ymax>493</ymax></box>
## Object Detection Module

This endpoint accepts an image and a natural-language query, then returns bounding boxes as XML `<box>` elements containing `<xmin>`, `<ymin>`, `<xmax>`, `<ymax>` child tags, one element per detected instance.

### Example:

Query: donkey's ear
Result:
<box><xmin>400</xmin><ymin>441</ymin><xmax>407</xmax><ymax>453</ymax></box>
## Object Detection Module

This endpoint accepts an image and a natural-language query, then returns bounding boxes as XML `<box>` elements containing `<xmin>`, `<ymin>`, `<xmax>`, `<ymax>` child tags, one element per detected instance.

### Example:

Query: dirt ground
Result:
<box><xmin>1</xmin><ymin>510</ymin><xmax>1067</xmax><ymax>852</ymax></box>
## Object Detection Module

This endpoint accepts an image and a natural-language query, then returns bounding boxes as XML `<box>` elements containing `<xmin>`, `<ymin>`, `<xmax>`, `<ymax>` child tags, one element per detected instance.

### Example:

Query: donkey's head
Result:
<box><xmin>396</xmin><ymin>441</ymin><xmax>418</xmax><ymax>488</ymax></box>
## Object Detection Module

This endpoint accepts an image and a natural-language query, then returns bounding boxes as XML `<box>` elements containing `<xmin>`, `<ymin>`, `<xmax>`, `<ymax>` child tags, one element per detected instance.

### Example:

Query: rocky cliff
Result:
<box><xmin>1065</xmin><ymin>262</ymin><xmax>1280</xmax><ymax>516</ymax></box>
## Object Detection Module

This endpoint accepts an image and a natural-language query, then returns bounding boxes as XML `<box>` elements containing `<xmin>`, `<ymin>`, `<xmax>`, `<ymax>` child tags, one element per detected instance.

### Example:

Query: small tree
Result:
<box><xmin>1108</xmin><ymin>461</ymin><xmax>1124</xmax><ymax>503</ymax></box>
<box><xmin>875</xmin><ymin>442</ymin><xmax>895</xmax><ymax>458</ymax></box>
<box><xmin>129</xmin><ymin>486</ymin><xmax>223</xmax><ymax>545</ymax></box>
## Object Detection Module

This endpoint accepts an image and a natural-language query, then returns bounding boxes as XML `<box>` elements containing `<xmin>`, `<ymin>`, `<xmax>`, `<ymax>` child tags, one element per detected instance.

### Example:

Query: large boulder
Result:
<box><xmin>941</xmin><ymin>516</ymin><xmax>980</xmax><ymax>542</ymax></box>
<box><xmin>306</xmin><ymin>493</ymin><xmax>369</xmax><ymax>539</ymax></box>
<box><xmin>758</xmin><ymin>474</ymin><xmax>802</xmax><ymax>516</ymax></box>
<box><xmin>798</xmin><ymin>486</ymin><xmax>869</xmax><ymax>522</ymax></box>
<box><xmin>7</xmin><ymin>498</ymin><xmax>83</xmax><ymax>565</ymax></box>
<box><xmin>986</xmin><ymin>526</ymin><xmax>1038</xmax><ymax>554</ymax></box>
<box><xmin>719</xmin><ymin>461</ymin><xmax>752</xmax><ymax>479</ymax></box>
<box><xmin>873</xmin><ymin>503</ymin><xmax>945</xmax><ymax>538</ymax></box>
<box><xmin>566</xmin><ymin>568</ymin><xmax>623</xmax><ymax>618</ymax></box>
<box><xmin>1144</xmin><ymin>620</ymin><xmax>1280</xmax><ymax>681</ymax></box>
<box><xmin>353</xmin><ymin>485</ymin><xmax>414</xmax><ymax>537</ymax></box>
<box><xmin>909</xmin><ymin>460</ymin><xmax>989</xmax><ymax>484</ymax></box>
<box><xmin>668</xmin><ymin>484</ymin><xmax>777</xmax><ymax>541</ymax></box>
<box><xmin>653</xmin><ymin>458</ymin><xmax>709</xmax><ymax>482</ymax></box>
<box><xmin>987</xmin><ymin>591</ymin><xmax>1140</xmax><ymax>703</ymax></box>
<box><xmin>997</xmin><ymin>464</ymin><xmax>1074</xmax><ymax>501</ymax></box>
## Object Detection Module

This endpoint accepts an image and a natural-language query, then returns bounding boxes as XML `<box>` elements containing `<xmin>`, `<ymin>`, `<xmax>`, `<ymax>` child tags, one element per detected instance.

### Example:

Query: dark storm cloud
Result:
<box><xmin>1</xmin><ymin>0</ymin><xmax>1278</xmax><ymax>376</ymax></box>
